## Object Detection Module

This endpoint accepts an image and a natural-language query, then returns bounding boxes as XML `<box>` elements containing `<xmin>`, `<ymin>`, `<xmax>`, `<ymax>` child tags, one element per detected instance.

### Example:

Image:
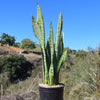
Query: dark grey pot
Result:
<box><xmin>38</xmin><ymin>83</ymin><xmax>65</xmax><ymax>100</ymax></box>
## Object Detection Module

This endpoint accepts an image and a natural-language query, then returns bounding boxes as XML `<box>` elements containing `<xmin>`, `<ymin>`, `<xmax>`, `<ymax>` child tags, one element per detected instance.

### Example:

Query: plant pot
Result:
<box><xmin>38</xmin><ymin>83</ymin><xmax>65</xmax><ymax>100</ymax></box>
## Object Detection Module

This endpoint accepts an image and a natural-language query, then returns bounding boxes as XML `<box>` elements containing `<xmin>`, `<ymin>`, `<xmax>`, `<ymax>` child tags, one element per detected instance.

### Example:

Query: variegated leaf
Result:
<box><xmin>37</xmin><ymin>4</ymin><xmax>45</xmax><ymax>44</ymax></box>
<box><xmin>57</xmin><ymin>49</ymin><xmax>67</xmax><ymax>73</ymax></box>
<box><xmin>55</xmin><ymin>12</ymin><xmax>63</xmax><ymax>60</ymax></box>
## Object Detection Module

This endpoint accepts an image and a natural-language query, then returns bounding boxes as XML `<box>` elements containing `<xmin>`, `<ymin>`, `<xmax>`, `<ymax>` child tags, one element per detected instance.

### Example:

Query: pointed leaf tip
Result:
<box><xmin>60</xmin><ymin>12</ymin><xmax>62</xmax><ymax>16</ymax></box>
<box><xmin>50</xmin><ymin>22</ymin><xmax>52</xmax><ymax>25</ymax></box>
<box><xmin>37</xmin><ymin>3</ymin><xmax>40</xmax><ymax>9</ymax></box>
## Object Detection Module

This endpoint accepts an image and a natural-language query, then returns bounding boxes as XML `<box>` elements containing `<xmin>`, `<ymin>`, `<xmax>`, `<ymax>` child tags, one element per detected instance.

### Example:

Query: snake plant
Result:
<box><xmin>32</xmin><ymin>4</ymin><xmax>67</xmax><ymax>85</ymax></box>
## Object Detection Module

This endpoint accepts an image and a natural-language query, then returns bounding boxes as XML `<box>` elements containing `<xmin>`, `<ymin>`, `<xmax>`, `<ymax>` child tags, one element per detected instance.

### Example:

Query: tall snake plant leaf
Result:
<box><xmin>32</xmin><ymin>16</ymin><xmax>43</xmax><ymax>46</ymax></box>
<box><xmin>37</xmin><ymin>4</ymin><xmax>45</xmax><ymax>45</ymax></box>
<box><xmin>36</xmin><ymin>4</ymin><xmax>49</xmax><ymax>84</ymax></box>
<box><xmin>58</xmin><ymin>33</ymin><xmax>63</xmax><ymax>61</ymax></box>
<box><xmin>46</xmin><ymin>43</ymin><xmax>50</xmax><ymax>72</ymax></box>
<box><xmin>62</xmin><ymin>31</ymin><xmax>64</xmax><ymax>48</ymax></box>
<box><xmin>49</xmin><ymin>22</ymin><xmax>54</xmax><ymax>62</ymax></box>
<box><xmin>62</xmin><ymin>31</ymin><xmax>64</xmax><ymax>51</ymax></box>
<box><xmin>60</xmin><ymin>31</ymin><xmax>64</xmax><ymax>57</ymax></box>
<box><xmin>41</xmin><ymin>47</ymin><xmax>45</xmax><ymax>84</ymax></box>
<box><xmin>49</xmin><ymin>22</ymin><xmax>54</xmax><ymax>85</ymax></box>
<box><xmin>55</xmin><ymin>12</ymin><xmax>63</xmax><ymax>61</ymax></box>
<box><xmin>57</xmin><ymin>49</ymin><xmax>67</xmax><ymax>73</ymax></box>
<box><xmin>32</xmin><ymin>14</ymin><xmax>48</xmax><ymax>84</ymax></box>
<box><xmin>42</xmin><ymin>45</ymin><xmax>48</xmax><ymax>84</ymax></box>
<box><xmin>46</xmin><ymin>23</ymin><xmax>53</xmax><ymax>71</ymax></box>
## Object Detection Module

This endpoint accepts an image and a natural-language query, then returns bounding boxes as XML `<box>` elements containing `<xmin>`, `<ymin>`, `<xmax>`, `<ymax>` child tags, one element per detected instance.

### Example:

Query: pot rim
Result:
<box><xmin>38</xmin><ymin>83</ymin><xmax>65</xmax><ymax>88</ymax></box>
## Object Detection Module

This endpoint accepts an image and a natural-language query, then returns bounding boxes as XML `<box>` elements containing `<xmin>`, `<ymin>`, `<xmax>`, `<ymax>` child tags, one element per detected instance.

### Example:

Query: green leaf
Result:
<box><xmin>31</xmin><ymin>16</ymin><xmax>44</xmax><ymax>49</ymax></box>
<box><xmin>32</xmin><ymin>16</ymin><xmax>41</xmax><ymax>42</ymax></box>
<box><xmin>59</xmin><ymin>31</ymin><xmax>64</xmax><ymax>57</ymax></box>
<box><xmin>37</xmin><ymin>3</ymin><xmax>45</xmax><ymax>44</ymax></box>
<box><xmin>48</xmin><ymin>22</ymin><xmax>54</xmax><ymax>85</ymax></box>
<box><xmin>57</xmin><ymin>49</ymin><xmax>67</xmax><ymax>73</ymax></box>
<box><xmin>49</xmin><ymin>62</ymin><xmax>54</xmax><ymax>85</ymax></box>
<box><xmin>55</xmin><ymin>12</ymin><xmax>63</xmax><ymax>61</ymax></box>
<box><xmin>32</xmin><ymin>4</ymin><xmax>48</xmax><ymax>84</ymax></box>
<box><xmin>49</xmin><ymin>22</ymin><xmax>54</xmax><ymax>62</ymax></box>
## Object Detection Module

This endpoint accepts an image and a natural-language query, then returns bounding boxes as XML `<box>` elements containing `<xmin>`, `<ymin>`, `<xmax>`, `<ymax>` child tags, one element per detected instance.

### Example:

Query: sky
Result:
<box><xmin>0</xmin><ymin>0</ymin><xmax>100</xmax><ymax>51</ymax></box>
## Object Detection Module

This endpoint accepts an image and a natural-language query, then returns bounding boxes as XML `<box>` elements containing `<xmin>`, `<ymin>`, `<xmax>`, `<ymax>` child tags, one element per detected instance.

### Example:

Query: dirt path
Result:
<box><xmin>21</xmin><ymin>53</ymin><xmax>42</xmax><ymax>60</ymax></box>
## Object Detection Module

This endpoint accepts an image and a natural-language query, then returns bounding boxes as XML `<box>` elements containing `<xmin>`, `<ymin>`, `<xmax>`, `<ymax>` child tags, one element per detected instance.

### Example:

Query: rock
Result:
<box><xmin>8</xmin><ymin>95</ymin><xmax>24</xmax><ymax>100</ymax></box>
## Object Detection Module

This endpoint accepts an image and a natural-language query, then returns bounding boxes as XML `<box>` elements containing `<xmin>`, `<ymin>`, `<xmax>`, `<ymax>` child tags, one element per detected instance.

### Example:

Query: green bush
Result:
<box><xmin>21</xmin><ymin>39</ymin><xmax>36</xmax><ymax>50</ymax></box>
<box><xmin>0</xmin><ymin>55</ymin><xmax>32</xmax><ymax>82</ymax></box>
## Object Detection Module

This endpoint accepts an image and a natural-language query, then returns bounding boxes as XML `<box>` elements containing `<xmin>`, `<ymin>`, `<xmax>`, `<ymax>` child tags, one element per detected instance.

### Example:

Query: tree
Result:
<box><xmin>13</xmin><ymin>42</ymin><xmax>21</xmax><ymax>48</ymax></box>
<box><xmin>21</xmin><ymin>39</ymin><xmax>36</xmax><ymax>50</ymax></box>
<box><xmin>0</xmin><ymin>33</ymin><xmax>9</xmax><ymax>39</ymax></box>
<box><xmin>0</xmin><ymin>33</ymin><xmax>15</xmax><ymax>46</ymax></box>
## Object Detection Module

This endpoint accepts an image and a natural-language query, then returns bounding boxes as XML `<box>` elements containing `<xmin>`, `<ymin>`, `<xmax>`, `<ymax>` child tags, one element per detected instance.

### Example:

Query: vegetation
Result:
<box><xmin>0</xmin><ymin>48</ymin><xmax>99</xmax><ymax>100</ymax></box>
<box><xmin>0</xmin><ymin>55</ymin><xmax>32</xmax><ymax>83</ymax></box>
<box><xmin>13</xmin><ymin>42</ymin><xmax>21</xmax><ymax>48</ymax></box>
<box><xmin>0</xmin><ymin>33</ymin><xmax>15</xmax><ymax>46</ymax></box>
<box><xmin>0</xmin><ymin>41</ymin><xmax>100</xmax><ymax>99</ymax></box>
<box><xmin>0</xmin><ymin>33</ymin><xmax>36</xmax><ymax>52</ymax></box>
<box><xmin>32</xmin><ymin>4</ymin><xmax>67</xmax><ymax>85</ymax></box>
<box><xmin>0</xmin><ymin>5</ymin><xmax>100</xmax><ymax>100</ymax></box>
<box><xmin>21</xmin><ymin>39</ymin><xmax>36</xmax><ymax>50</ymax></box>
<box><xmin>61</xmin><ymin>49</ymin><xmax>100</xmax><ymax>99</ymax></box>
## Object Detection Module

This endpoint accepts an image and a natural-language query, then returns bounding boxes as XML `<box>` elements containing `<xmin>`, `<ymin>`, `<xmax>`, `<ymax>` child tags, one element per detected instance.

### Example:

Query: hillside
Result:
<box><xmin>0</xmin><ymin>45</ymin><xmax>24</xmax><ymax>55</ymax></box>
<box><xmin>0</xmin><ymin>45</ymin><xmax>42</xmax><ymax>100</ymax></box>
<box><xmin>0</xmin><ymin>46</ymin><xmax>100</xmax><ymax>100</ymax></box>
<box><xmin>0</xmin><ymin>45</ymin><xmax>41</xmax><ymax>59</ymax></box>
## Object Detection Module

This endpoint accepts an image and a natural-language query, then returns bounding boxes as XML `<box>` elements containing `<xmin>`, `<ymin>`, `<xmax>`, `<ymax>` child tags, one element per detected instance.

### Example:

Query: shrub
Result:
<box><xmin>1</xmin><ymin>55</ymin><xmax>32</xmax><ymax>82</ymax></box>
<box><xmin>21</xmin><ymin>39</ymin><xmax>36</xmax><ymax>50</ymax></box>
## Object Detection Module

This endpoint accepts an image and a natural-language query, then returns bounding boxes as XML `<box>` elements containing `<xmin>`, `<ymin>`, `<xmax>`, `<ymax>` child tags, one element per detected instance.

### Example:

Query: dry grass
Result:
<box><xmin>1</xmin><ymin>73</ymin><xmax>42</xmax><ymax>100</ymax></box>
